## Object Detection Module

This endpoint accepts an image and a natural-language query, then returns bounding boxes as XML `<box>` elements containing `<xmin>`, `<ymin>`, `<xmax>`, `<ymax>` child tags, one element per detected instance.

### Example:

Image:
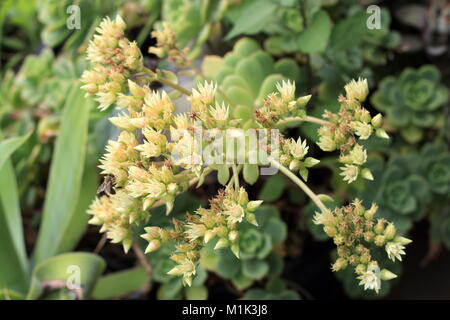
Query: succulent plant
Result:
<box><xmin>418</xmin><ymin>144</ymin><xmax>450</xmax><ymax>196</ymax></box>
<box><xmin>202</xmin><ymin>37</ymin><xmax>303</xmax><ymax>127</ymax></box>
<box><xmin>201</xmin><ymin>205</ymin><xmax>287</xmax><ymax>290</ymax></box>
<box><xmin>371</xmin><ymin>65</ymin><xmax>449</xmax><ymax>143</ymax></box>
<box><xmin>358</xmin><ymin>157</ymin><xmax>431</xmax><ymax>234</ymax></box>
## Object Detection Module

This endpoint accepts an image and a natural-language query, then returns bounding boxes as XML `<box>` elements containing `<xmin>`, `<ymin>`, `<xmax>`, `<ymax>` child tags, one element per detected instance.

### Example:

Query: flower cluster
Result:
<box><xmin>313</xmin><ymin>199</ymin><xmax>411</xmax><ymax>293</ymax></box>
<box><xmin>140</xmin><ymin>187</ymin><xmax>262</xmax><ymax>286</ymax></box>
<box><xmin>255</xmin><ymin>80</ymin><xmax>311</xmax><ymax>127</ymax></box>
<box><xmin>87</xmin><ymin>190</ymin><xmax>149</xmax><ymax>252</ymax></box>
<box><xmin>82</xmin><ymin>16</ymin><xmax>406</xmax><ymax>295</ymax></box>
<box><xmin>80</xmin><ymin>16</ymin><xmax>144</xmax><ymax>110</ymax></box>
<box><xmin>279</xmin><ymin>137</ymin><xmax>320</xmax><ymax>181</ymax></box>
<box><xmin>317</xmin><ymin>78</ymin><xmax>388</xmax><ymax>183</ymax></box>
<box><xmin>149</xmin><ymin>22</ymin><xmax>191</xmax><ymax>69</ymax></box>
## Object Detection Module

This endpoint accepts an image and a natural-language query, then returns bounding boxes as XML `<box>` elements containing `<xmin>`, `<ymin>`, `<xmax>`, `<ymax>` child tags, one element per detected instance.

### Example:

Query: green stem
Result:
<box><xmin>232</xmin><ymin>165</ymin><xmax>240</xmax><ymax>189</ymax></box>
<box><xmin>142</xmin><ymin>67</ymin><xmax>192</xmax><ymax>96</ymax></box>
<box><xmin>268</xmin><ymin>157</ymin><xmax>329</xmax><ymax>213</ymax></box>
<box><xmin>275</xmin><ymin>116</ymin><xmax>331</xmax><ymax>128</ymax></box>
<box><xmin>156</xmin><ymin>76</ymin><xmax>191</xmax><ymax>96</ymax></box>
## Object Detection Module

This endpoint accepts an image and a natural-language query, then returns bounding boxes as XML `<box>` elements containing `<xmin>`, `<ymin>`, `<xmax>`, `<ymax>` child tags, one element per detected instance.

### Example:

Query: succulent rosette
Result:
<box><xmin>371</xmin><ymin>65</ymin><xmax>449</xmax><ymax>143</ymax></box>
<box><xmin>358</xmin><ymin>157</ymin><xmax>431</xmax><ymax>234</ymax></box>
<box><xmin>418</xmin><ymin>144</ymin><xmax>450</xmax><ymax>196</ymax></box>
<box><xmin>202</xmin><ymin>206</ymin><xmax>286</xmax><ymax>290</ymax></box>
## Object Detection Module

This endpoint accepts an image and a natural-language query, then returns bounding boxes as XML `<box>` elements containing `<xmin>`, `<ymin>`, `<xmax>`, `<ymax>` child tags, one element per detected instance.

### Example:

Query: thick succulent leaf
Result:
<box><xmin>258</xmin><ymin>174</ymin><xmax>286</xmax><ymax>202</ymax></box>
<box><xmin>400</xmin><ymin>126</ymin><xmax>423</xmax><ymax>144</ymax></box>
<box><xmin>418</xmin><ymin>65</ymin><xmax>440</xmax><ymax>83</ymax></box>
<box><xmin>217</xmin><ymin>165</ymin><xmax>230</xmax><ymax>185</ymax></box>
<box><xmin>389</xmin><ymin>106</ymin><xmax>411</xmax><ymax>127</ymax></box>
<box><xmin>243</xmin><ymin>164</ymin><xmax>259</xmax><ymax>185</ymax></box>
<box><xmin>233</xmin><ymin>105</ymin><xmax>254</xmax><ymax>121</ymax></box>
<box><xmin>242</xmin><ymin>259</ymin><xmax>269</xmax><ymax>280</ymax></box>
<box><xmin>256</xmin><ymin>74</ymin><xmax>287</xmax><ymax>106</ymax></box>
<box><xmin>254</xmin><ymin>205</ymin><xmax>280</xmax><ymax>227</ymax></box>
<box><xmin>185</xmin><ymin>285</ymin><xmax>208</xmax><ymax>300</ymax></box>
<box><xmin>27</xmin><ymin>252</ymin><xmax>105</xmax><ymax>300</ymax></box>
<box><xmin>156</xmin><ymin>279</ymin><xmax>183</xmax><ymax>300</ymax></box>
<box><xmin>233</xmin><ymin>38</ymin><xmax>261</xmax><ymax>58</ymax></box>
<box><xmin>225</xmin><ymin>0</ymin><xmax>277</xmax><ymax>39</ymax></box>
<box><xmin>426</xmin><ymin>86</ymin><xmax>449</xmax><ymax>111</ymax></box>
<box><xmin>215</xmin><ymin>66</ymin><xmax>234</xmax><ymax>84</ymax></box>
<box><xmin>231</xmin><ymin>273</ymin><xmax>254</xmax><ymax>290</ymax></box>
<box><xmin>223</xmin><ymin>52</ymin><xmax>240</xmax><ymax>69</ymax></box>
<box><xmin>0</xmin><ymin>130</ymin><xmax>32</xmax><ymax>172</ymax></box>
<box><xmin>56</xmin><ymin>163</ymin><xmax>99</xmax><ymax>254</ymax></box>
<box><xmin>330</xmin><ymin>12</ymin><xmax>368</xmax><ymax>50</ymax></box>
<box><xmin>0</xmin><ymin>160</ymin><xmax>29</xmax><ymax>294</ymax></box>
<box><xmin>412</xmin><ymin>112</ymin><xmax>435</xmax><ymax>127</ymax></box>
<box><xmin>263</xmin><ymin>218</ymin><xmax>287</xmax><ymax>245</ymax></box>
<box><xmin>297</xmin><ymin>10</ymin><xmax>332</xmax><ymax>54</ymax></box>
<box><xmin>408</xmin><ymin>175</ymin><xmax>431</xmax><ymax>200</ymax></box>
<box><xmin>255</xmin><ymin>234</ymin><xmax>273</xmax><ymax>260</ymax></box>
<box><xmin>92</xmin><ymin>267</ymin><xmax>149</xmax><ymax>300</ymax></box>
<box><xmin>216</xmin><ymin>250</ymin><xmax>240</xmax><ymax>279</ymax></box>
<box><xmin>235</xmin><ymin>58</ymin><xmax>266</xmax><ymax>97</ymax></box>
<box><xmin>225</xmin><ymin>85</ymin><xmax>254</xmax><ymax>108</ymax></box>
<box><xmin>274</xmin><ymin>58</ymin><xmax>301</xmax><ymax>82</ymax></box>
<box><xmin>201</xmin><ymin>55</ymin><xmax>224</xmax><ymax>79</ymax></box>
<box><xmin>221</xmin><ymin>74</ymin><xmax>251</xmax><ymax>93</ymax></box>
<box><xmin>251</xmin><ymin>51</ymin><xmax>275</xmax><ymax>77</ymax></box>
<box><xmin>33</xmin><ymin>83</ymin><xmax>95</xmax><ymax>264</ymax></box>
<box><xmin>371</xmin><ymin>76</ymin><xmax>397</xmax><ymax>111</ymax></box>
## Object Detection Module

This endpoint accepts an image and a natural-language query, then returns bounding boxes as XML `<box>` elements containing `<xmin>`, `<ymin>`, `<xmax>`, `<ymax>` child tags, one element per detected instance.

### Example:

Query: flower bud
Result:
<box><xmin>332</xmin><ymin>258</ymin><xmax>348</xmax><ymax>272</ymax></box>
<box><xmin>247</xmin><ymin>200</ymin><xmax>263</xmax><ymax>212</ymax></box>
<box><xmin>380</xmin><ymin>269</ymin><xmax>397</xmax><ymax>281</ymax></box>
<box><xmin>304</xmin><ymin>157</ymin><xmax>320</xmax><ymax>168</ymax></box>
<box><xmin>167</xmin><ymin>183</ymin><xmax>179</xmax><ymax>195</ymax></box>
<box><xmin>384</xmin><ymin>223</ymin><xmax>396</xmax><ymax>240</ymax></box>
<box><xmin>228</xmin><ymin>230</ymin><xmax>239</xmax><ymax>242</ymax></box>
<box><xmin>214</xmin><ymin>238</ymin><xmax>230</xmax><ymax>250</ymax></box>
<box><xmin>371</xmin><ymin>113</ymin><xmax>383</xmax><ymax>128</ymax></box>
<box><xmin>231</xmin><ymin>243</ymin><xmax>240</xmax><ymax>258</ymax></box>
<box><xmin>145</xmin><ymin>239</ymin><xmax>160</xmax><ymax>253</ymax></box>
<box><xmin>394</xmin><ymin>236</ymin><xmax>412</xmax><ymax>245</ymax></box>
<box><xmin>296</xmin><ymin>94</ymin><xmax>312</xmax><ymax>108</ymax></box>
<box><xmin>374</xmin><ymin>235</ymin><xmax>386</xmax><ymax>246</ymax></box>
<box><xmin>324</xmin><ymin>226</ymin><xmax>337</xmax><ymax>237</ymax></box>
<box><xmin>246</xmin><ymin>213</ymin><xmax>258</xmax><ymax>226</ymax></box>
<box><xmin>289</xmin><ymin>159</ymin><xmax>301</xmax><ymax>171</ymax></box>
<box><xmin>374</xmin><ymin>219</ymin><xmax>385</xmax><ymax>234</ymax></box>
<box><xmin>204</xmin><ymin>230</ymin><xmax>215</xmax><ymax>244</ymax></box>
<box><xmin>376</xmin><ymin>128</ymin><xmax>390</xmax><ymax>139</ymax></box>
<box><xmin>361</xmin><ymin>168</ymin><xmax>374</xmax><ymax>181</ymax></box>
<box><xmin>355</xmin><ymin>264</ymin><xmax>366</xmax><ymax>275</ymax></box>
<box><xmin>334</xmin><ymin>235</ymin><xmax>344</xmax><ymax>246</ymax></box>
<box><xmin>364</xmin><ymin>204</ymin><xmax>378</xmax><ymax>220</ymax></box>
<box><xmin>364</xmin><ymin>231</ymin><xmax>375</xmax><ymax>242</ymax></box>
<box><xmin>345</xmin><ymin>78</ymin><xmax>368</xmax><ymax>102</ymax></box>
